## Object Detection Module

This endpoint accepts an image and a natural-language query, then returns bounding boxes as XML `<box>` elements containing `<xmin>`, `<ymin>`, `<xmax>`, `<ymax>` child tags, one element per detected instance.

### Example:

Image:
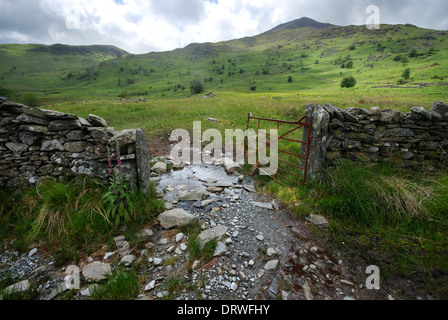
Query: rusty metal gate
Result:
<box><xmin>245</xmin><ymin>113</ymin><xmax>312</xmax><ymax>187</ymax></box>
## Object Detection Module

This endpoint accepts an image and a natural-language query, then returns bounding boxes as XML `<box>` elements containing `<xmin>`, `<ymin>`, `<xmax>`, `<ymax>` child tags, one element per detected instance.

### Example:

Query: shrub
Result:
<box><xmin>190</xmin><ymin>80</ymin><xmax>204</xmax><ymax>94</ymax></box>
<box><xmin>345</xmin><ymin>61</ymin><xmax>354</xmax><ymax>69</ymax></box>
<box><xmin>22</xmin><ymin>93</ymin><xmax>39</xmax><ymax>107</ymax></box>
<box><xmin>0</xmin><ymin>87</ymin><xmax>12</xmax><ymax>97</ymax></box>
<box><xmin>409</xmin><ymin>48</ymin><xmax>418</xmax><ymax>58</ymax></box>
<box><xmin>341</xmin><ymin>76</ymin><xmax>357</xmax><ymax>88</ymax></box>
<box><xmin>120</xmin><ymin>91</ymin><xmax>129</xmax><ymax>99</ymax></box>
<box><xmin>402</xmin><ymin>68</ymin><xmax>411</xmax><ymax>80</ymax></box>
<box><xmin>288</xmin><ymin>76</ymin><xmax>293</xmax><ymax>83</ymax></box>
<box><xmin>348</xmin><ymin>44</ymin><xmax>356</xmax><ymax>51</ymax></box>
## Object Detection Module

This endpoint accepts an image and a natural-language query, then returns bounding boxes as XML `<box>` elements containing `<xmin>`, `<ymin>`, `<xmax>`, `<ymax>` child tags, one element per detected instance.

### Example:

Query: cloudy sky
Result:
<box><xmin>0</xmin><ymin>0</ymin><xmax>447</xmax><ymax>54</ymax></box>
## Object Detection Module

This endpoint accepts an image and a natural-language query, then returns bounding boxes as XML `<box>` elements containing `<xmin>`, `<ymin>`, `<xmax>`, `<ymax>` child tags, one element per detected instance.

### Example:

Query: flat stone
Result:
<box><xmin>87</xmin><ymin>114</ymin><xmax>108</xmax><ymax>127</ymax></box>
<box><xmin>252</xmin><ymin>201</ymin><xmax>273</xmax><ymax>210</ymax></box>
<box><xmin>411</xmin><ymin>107</ymin><xmax>432</xmax><ymax>121</ymax></box>
<box><xmin>222</xmin><ymin>157</ymin><xmax>241</xmax><ymax>174</ymax></box>
<box><xmin>201</xmin><ymin>198</ymin><xmax>218</xmax><ymax>206</ymax></box>
<box><xmin>243</xmin><ymin>185</ymin><xmax>256</xmax><ymax>193</ymax></box>
<box><xmin>41</xmin><ymin>139</ymin><xmax>65</xmax><ymax>152</ymax></box>
<box><xmin>431</xmin><ymin>102</ymin><xmax>448</xmax><ymax>121</ymax></box>
<box><xmin>145</xmin><ymin>280</ymin><xmax>156</xmax><ymax>291</ymax></box>
<box><xmin>175</xmin><ymin>233</ymin><xmax>184</xmax><ymax>242</ymax></box>
<box><xmin>64</xmin><ymin>141</ymin><xmax>89</xmax><ymax>153</ymax></box>
<box><xmin>82</xmin><ymin>262</ymin><xmax>111</xmax><ymax>282</ymax></box>
<box><xmin>16</xmin><ymin>113</ymin><xmax>49</xmax><ymax>125</ymax></box>
<box><xmin>104</xmin><ymin>252</ymin><xmax>115</xmax><ymax>260</ymax></box>
<box><xmin>49</xmin><ymin>119</ymin><xmax>82</xmax><ymax>131</ymax></box>
<box><xmin>164</xmin><ymin>202</ymin><xmax>174</xmax><ymax>210</ymax></box>
<box><xmin>306</xmin><ymin>214</ymin><xmax>329</xmax><ymax>229</ymax></box>
<box><xmin>114</xmin><ymin>129</ymin><xmax>136</xmax><ymax>147</ymax></box>
<box><xmin>206</xmin><ymin>186</ymin><xmax>224</xmax><ymax>193</ymax></box>
<box><xmin>28</xmin><ymin>248</ymin><xmax>38</xmax><ymax>257</ymax></box>
<box><xmin>264</xmin><ymin>260</ymin><xmax>278</xmax><ymax>271</ymax></box>
<box><xmin>157</xmin><ymin>208</ymin><xmax>198</xmax><ymax>229</ymax></box>
<box><xmin>6</xmin><ymin>142</ymin><xmax>28</xmax><ymax>152</ymax></box>
<box><xmin>196</xmin><ymin>225</ymin><xmax>228</xmax><ymax>249</ymax></box>
<box><xmin>213</xmin><ymin>241</ymin><xmax>228</xmax><ymax>257</ymax></box>
<box><xmin>120</xmin><ymin>255</ymin><xmax>136</xmax><ymax>266</ymax></box>
<box><xmin>151</xmin><ymin>162</ymin><xmax>167</xmax><ymax>174</ymax></box>
<box><xmin>3</xmin><ymin>280</ymin><xmax>30</xmax><ymax>294</ymax></box>
<box><xmin>135</xmin><ymin>228</ymin><xmax>154</xmax><ymax>242</ymax></box>
<box><xmin>192</xmin><ymin>260</ymin><xmax>201</xmax><ymax>270</ymax></box>
<box><xmin>302</xmin><ymin>281</ymin><xmax>314</xmax><ymax>300</ymax></box>
<box><xmin>66</xmin><ymin>130</ymin><xmax>84</xmax><ymax>141</ymax></box>
<box><xmin>40</xmin><ymin>109</ymin><xmax>78</xmax><ymax>120</ymax></box>
<box><xmin>204</xmin><ymin>182</ymin><xmax>235</xmax><ymax>188</ymax></box>
<box><xmin>19</xmin><ymin>124</ymin><xmax>49</xmax><ymax>133</ymax></box>
<box><xmin>178</xmin><ymin>189</ymin><xmax>207</xmax><ymax>201</ymax></box>
<box><xmin>266</xmin><ymin>248</ymin><xmax>278</xmax><ymax>257</ymax></box>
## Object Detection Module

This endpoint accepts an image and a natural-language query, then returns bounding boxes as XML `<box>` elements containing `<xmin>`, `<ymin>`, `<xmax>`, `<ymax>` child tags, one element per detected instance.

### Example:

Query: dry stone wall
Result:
<box><xmin>0</xmin><ymin>101</ymin><xmax>151</xmax><ymax>191</ymax></box>
<box><xmin>303</xmin><ymin>102</ymin><xmax>448</xmax><ymax>178</ymax></box>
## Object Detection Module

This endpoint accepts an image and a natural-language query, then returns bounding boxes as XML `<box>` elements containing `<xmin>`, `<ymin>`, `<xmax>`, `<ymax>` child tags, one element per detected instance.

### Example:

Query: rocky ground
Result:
<box><xmin>0</xmin><ymin>158</ymin><xmax>428</xmax><ymax>300</ymax></box>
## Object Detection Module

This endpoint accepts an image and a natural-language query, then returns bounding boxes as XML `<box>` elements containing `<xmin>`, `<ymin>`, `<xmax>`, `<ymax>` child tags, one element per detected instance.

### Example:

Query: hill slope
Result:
<box><xmin>0</xmin><ymin>19</ymin><xmax>447</xmax><ymax>104</ymax></box>
<box><xmin>0</xmin><ymin>44</ymin><xmax>128</xmax><ymax>97</ymax></box>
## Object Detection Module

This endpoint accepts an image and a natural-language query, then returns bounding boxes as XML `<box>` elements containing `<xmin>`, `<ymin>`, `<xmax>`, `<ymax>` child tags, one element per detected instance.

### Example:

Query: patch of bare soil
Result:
<box><xmin>147</xmin><ymin>132</ymin><xmax>173</xmax><ymax>158</ymax></box>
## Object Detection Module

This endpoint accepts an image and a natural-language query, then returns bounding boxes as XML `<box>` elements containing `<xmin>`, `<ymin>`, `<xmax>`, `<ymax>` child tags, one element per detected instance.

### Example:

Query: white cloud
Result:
<box><xmin>0</xmin><ymin>0</ymin><xmax>447</xmax><ymax>54</ymax></box>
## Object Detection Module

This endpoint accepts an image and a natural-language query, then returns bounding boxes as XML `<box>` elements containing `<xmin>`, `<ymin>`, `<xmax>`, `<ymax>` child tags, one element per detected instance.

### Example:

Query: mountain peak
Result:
<box><xmin>269</xmin><ymin>17</ymin><xmax>335</xmax><ymax>32</ymax></box>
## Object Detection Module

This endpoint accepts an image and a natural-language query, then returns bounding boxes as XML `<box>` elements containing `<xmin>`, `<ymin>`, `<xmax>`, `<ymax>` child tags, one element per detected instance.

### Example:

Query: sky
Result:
<box><xmin>0</xmin><ymin>0</ymin><xmax>447</xmax><ymax>54</ymax></box>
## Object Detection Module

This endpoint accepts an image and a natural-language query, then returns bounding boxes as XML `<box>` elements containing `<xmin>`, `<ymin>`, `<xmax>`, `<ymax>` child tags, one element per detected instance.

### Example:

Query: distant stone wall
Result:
<box><xmin>303</xmin><ymin>102</ymin><xmax>448</xmax><ymax>179</ymax></box>
<box><xmin>0</xmin><ymin>101</ymin><xmax>151</xmax><ymax>191</ymax></box>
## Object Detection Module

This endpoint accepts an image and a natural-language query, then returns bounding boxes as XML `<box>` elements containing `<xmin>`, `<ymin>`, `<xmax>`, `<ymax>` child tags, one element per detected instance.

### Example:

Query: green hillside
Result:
<box><xmin>0</xmin><ymin>19</ymin><xmax>447</xmax><ymax>106</ymax></box>
<box><xmin>0</xmin><ymin>44</ymin><xmax>128</xmax><ymax>99</ymax></box>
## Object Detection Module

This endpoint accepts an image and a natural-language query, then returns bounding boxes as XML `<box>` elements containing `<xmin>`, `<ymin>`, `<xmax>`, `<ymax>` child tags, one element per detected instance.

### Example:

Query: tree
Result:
<box><xmin>22</xmin><ymin>93</ymin><xmax>39</xmax><ymax>107</ymax></box>
<box><xmin>409</xmin><ymin>48</ymin><xmax>418</xmax><ymax>58</ymax></box>
<box><xmin>341</xmin><ymin>76</ymin><xmax>357</xmax><ymax>88</ymax></box>
<box><xmin>249</xmin><ymin>83</ymin><xmax>257</xmax><ymax>91</ymax></box>
<box><xmin>288</xmin><ymin>76</ymin><xmax>293</xmax><ymax>83</ymax></box>
<box><xmin>345</xmin><ymin>61</ymin><xmax>354</xmax><ymax>69</ymax></box>
<box><xmin>402</xmin><ymin>68</ymin><xmax>411</xmax><ymax>80</ymax></box>
<box><xmin>190</xmin><ymin>80</ymin><xmax>204</xmax><ymax>94</ymax></box>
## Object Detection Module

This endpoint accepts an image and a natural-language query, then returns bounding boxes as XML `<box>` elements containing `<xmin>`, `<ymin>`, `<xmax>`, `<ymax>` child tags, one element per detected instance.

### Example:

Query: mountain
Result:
<box><xmin>268</xmin><ymin>17</ymin><xmax>335</xmax><ymax>32</ymax></box>
<box><xmin>0</xmin><ymin>44</ymin><xmax>129</xmax><ymax>95</ymax></box>
<box><xmin>0</xmin><ymin>19</ymin><xmax>447</xmax><ymax>102</ymax></box>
